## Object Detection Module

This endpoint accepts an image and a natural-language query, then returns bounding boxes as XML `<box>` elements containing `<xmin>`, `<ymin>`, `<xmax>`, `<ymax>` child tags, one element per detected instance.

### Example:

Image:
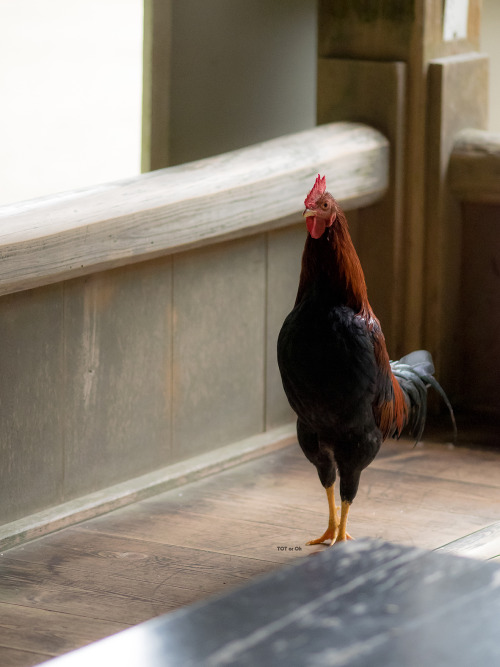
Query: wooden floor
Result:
<box><xmin>1</xmin><ymin>435</ymin><xmax>500</xmax><ymax>666</ymax></box>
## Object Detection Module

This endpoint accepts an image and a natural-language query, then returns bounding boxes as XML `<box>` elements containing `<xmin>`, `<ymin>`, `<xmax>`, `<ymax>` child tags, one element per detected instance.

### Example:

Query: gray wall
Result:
<box><xmin>168</xmin><ymin>0</ymin><xmax>317</xmax><ymax>164</ymax></box>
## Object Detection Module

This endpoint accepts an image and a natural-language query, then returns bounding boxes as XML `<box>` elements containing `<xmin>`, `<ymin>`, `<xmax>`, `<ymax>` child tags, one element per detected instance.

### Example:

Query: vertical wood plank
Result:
<box><xmin>318</xmin><ymin>0</ymin><xmax>483</xmax><ymax>356</ymax></box>
<box><xmin>141</xmin><ymin>0</ymin><xmax>173</xmax><ymax>171</ymax></box>
<box><xmin>317</xmin><ymin>59</ymin><xmax>406</xmax><ymax>354</ymax></box>
<box><xmin>63</xmin><ymin>259</ymin><xmax>173</xmax><ymax>499</ymax></box>
<box><xmin>172</xmin><ymin>236</ymin><xmax>267</xmax><ymax>460</ymax></box>
<box><xmin>425</xmin><ymin>53</ymin><xmax>488</xmax><ymax>396</ymax></box>
<box><xmin>266</xmin><ymin>223</ymin><xmax>305</xmax><ymax>428</ymax></box>
<box><xmin>0</xmin><ymin>285</ymin><xmax>65</xmax><ymax>523</ymax></box>
<box><xmin>458</xmin><ymin>202</ymin><xmax>500</xmax><ymax>416</ymax></box>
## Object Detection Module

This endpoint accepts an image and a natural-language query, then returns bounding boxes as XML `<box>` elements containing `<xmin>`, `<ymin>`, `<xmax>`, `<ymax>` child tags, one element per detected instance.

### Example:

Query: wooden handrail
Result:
<box><xmin>449</xmin><ymin>128</ymin><xmax>500</xmax><ymax>203</ymax></box>
<box><xmin>0</xmin><ymin>122</ymin><xmax>388</xmax><ymax>297</ymax></box>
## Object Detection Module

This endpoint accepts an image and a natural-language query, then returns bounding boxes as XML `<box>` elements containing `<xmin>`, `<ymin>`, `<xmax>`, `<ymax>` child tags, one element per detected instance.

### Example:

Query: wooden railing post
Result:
<box><xmin>316</xmin><ymin>56</ymin><xmax>406</xmax><ymax>356</ymax></box>
<box><xmin>318</xmin><ymin>1</ymin><xmax>485</xmax><ymax>393</ymax></box>
<box><xmin>141</xmin><ymin>0</ymin><xmax>173</xmax><ymax>172</ymax></box>
<box><xmin>448</xmin><ymin>130</ymin><xmax>500</xmax><ymax>422</ymax></box>
<box><xmin>425</xmin><ymin>53</ymin><xmax>487</xmax><ymax>398</ymax></box>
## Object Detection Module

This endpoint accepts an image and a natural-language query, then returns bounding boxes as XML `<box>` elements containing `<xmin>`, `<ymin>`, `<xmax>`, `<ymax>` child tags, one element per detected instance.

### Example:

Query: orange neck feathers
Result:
<box><xmin>296</xmin><ymin>209</ymin><xmax>369</xmax><ymax>315</ymax></box>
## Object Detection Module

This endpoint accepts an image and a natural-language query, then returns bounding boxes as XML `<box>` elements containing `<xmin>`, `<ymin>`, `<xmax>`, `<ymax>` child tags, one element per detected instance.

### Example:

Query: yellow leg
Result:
<box><xmin>334</xmin><ymin>499</ymin><xmax>354</xmax><ymax>543</ymax></box>
<box><xmin>306</xmin><ymin>485</ymin><xmax>339</xmax><ymax>546</ymax></box>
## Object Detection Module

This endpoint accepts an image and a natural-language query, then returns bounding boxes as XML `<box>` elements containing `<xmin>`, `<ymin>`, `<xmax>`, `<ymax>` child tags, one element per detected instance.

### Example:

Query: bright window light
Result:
<box><xmin>0</xmin><ymin>0</ymin><xmax>143</xmax><ymax>207</ymax></box>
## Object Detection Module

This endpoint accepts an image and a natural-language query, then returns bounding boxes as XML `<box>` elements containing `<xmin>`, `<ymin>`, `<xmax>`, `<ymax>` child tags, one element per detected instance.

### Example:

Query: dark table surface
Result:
<box><xmin>42</xmin><ymin>538</ymin><xmax>500</xmax><ymax>666</ymax></box>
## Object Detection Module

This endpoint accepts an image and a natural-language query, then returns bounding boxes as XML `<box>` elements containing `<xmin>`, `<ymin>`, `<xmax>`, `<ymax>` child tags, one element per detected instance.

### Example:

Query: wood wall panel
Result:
<box><xmin>425</xmin><ymin>54</ymin><xmax>489</xmax><ymax>395</ymax></box>
<box><xmin>459</xmin><ymin>203</ymin><xmax>500</xmax><ymax>417</ymax></box>
<box><xmin>171</xmin><ymin>235</ymin><xmax>267</xmax><ymax>460</ymax></box>
<box><xmin>0</xmin><ymin>284</ymin><xmax>65</xmax><ymax>524</ymax></box>
<box><xmin>62</xmin><ymin>259</ymin><xmax>173</xmax><ymax>499</ymax></box>
<box><xmin>265</xmin><ymin>223</ymin><xmax>305</xmax><ymax>429</ymax></box>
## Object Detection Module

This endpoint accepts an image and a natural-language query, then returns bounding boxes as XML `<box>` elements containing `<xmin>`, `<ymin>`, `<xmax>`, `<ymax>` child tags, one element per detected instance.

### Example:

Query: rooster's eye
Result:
<box><xmin>322</xmin><ymin>202</ymin><xmax>328</xmax><ymax>209</ymax></box>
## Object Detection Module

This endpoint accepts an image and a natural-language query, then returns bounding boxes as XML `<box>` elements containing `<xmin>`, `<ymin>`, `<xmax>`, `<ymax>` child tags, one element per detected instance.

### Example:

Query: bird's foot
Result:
<box><xmin>306</xmin><ymin>529</ymin><xmax>354</xmax><ymax>547</ymax></box>
<box><xmin>306</xmin><ymin>527</ymin><xmax>337</xmax><ymax>546</ymax></box>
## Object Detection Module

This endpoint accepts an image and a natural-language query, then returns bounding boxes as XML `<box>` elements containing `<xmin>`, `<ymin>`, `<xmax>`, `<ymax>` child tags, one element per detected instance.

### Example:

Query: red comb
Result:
<box><xmin>304</xmin><ymin>174</ymin><xmax>326</xmax><ymax>209</ymax></box>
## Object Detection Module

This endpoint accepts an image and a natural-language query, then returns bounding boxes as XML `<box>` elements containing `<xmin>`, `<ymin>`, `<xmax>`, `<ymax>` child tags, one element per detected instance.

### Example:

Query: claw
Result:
<box><xmin>333</xmin><ymin>532</ymin><xmax>354</xmax><ymax>544</ymax></box>
<box><xmin>306</xmin><ymin>530</ymin><xmax>353</xmax><ymax>547</ymax></box>
<box><xmin>306</xmin><ymin>527</ymin><xmax>338</xmax><ymax>546</ymax></box>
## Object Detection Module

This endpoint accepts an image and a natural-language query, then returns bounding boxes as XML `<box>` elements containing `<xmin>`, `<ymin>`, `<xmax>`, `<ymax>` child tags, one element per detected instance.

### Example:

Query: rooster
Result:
<box><xmin>277</xmin><ymin>175</ymin><xmax>455</xmax><ymax>546</ymax></box>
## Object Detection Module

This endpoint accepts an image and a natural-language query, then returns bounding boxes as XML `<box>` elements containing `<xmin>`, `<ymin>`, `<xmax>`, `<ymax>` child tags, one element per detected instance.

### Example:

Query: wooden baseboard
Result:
<box><xmin>0</xmin><ymin>423</ymin><xmax>296</xmax><ymax>552</ymax></box>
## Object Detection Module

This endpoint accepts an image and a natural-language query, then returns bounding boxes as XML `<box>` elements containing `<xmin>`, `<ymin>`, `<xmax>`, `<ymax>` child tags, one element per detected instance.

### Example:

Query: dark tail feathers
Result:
<box><xmin>390</xmin><ymin>350</ymin><xmax>457</xmax><ymax>444</ymax></box>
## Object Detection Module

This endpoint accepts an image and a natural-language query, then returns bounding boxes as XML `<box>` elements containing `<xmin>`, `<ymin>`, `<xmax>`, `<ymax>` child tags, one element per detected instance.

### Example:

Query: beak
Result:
<box><xmin>303</xmin><ymin>209</ymin><xmax>315</xmax><ymax>217</ymax></box>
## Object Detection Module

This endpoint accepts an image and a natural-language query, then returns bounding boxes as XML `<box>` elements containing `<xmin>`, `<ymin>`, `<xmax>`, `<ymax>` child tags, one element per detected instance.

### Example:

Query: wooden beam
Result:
<box><xmin>318</xmin><ymin>0</ymin><xmax>483</xmax><ymax>355</ymax></box>
<box><xmin>424</xmin><ymin>54</ymin><xmax>488</xmax><ymax>395</ymax></box>
<box><xmin>0</xmin><ymin>122</ymin><xmax>388</xmax><ymax>298</ymax></box>
<box><xmin>449</xmin><ymin>129</ymin><xmax>500</xmax><ymax>203</ymax></box>
<box><xmin>317</xmin><ymin>58</ymin><xmax>406</xmax><ymax>355</ymax></box>
<box><xmin>141</xmin><ymin>0</ymin><xmax>173</xmax><ymax>172</ymax></box>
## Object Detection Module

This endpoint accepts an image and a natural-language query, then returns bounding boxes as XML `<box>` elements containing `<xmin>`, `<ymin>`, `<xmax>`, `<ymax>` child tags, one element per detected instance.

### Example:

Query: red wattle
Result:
<box><xmin>306</xmin><ymin>216</ymin><xmax>326</xmax><ymax>239</ymax></box>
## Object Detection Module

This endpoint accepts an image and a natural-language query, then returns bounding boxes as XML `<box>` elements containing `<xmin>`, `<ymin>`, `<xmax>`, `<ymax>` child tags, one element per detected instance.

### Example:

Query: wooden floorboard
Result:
<box><xmin>0</xmin><ymin>435</ymin><xmax>499</xmax><ymax>666</ymax></box>
<box><xmin>0</xmin><ymin>646</ymin><xmax>53</xmax><ymax>667</ymax></box>
<box><xmin>0</xmin><ymin>603</ymin><xmax>125</xmax><ymax>664</ymax></box>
